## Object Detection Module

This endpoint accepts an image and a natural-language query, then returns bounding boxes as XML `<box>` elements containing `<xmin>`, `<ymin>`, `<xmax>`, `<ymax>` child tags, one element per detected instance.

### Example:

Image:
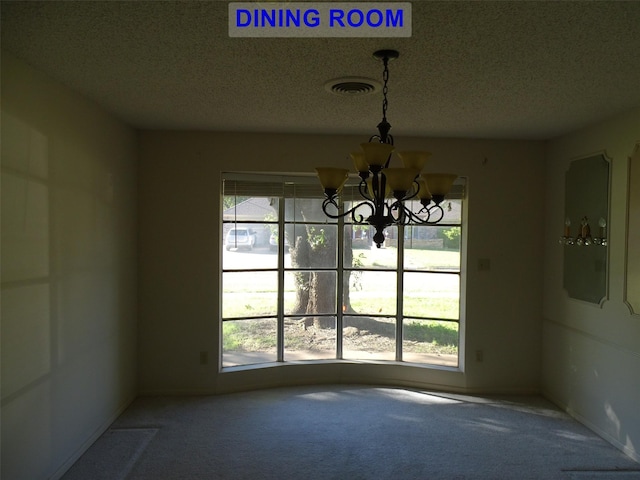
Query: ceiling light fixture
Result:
<box><xmin>315</xmin><ymin>50</ymin><xmax>457</xmax><ymax>248</ymax></box>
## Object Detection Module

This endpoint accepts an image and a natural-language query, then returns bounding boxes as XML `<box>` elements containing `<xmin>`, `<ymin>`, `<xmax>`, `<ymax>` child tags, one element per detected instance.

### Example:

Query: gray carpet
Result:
<box><xmin>65</xmin><ymin>385</ymin><xmax>640</xmax><ymax>479</ymax></box>
<box><xmin>62</xmin><ymin>428</ymin><xmax>157</xmax><ymax>480</ymax></box>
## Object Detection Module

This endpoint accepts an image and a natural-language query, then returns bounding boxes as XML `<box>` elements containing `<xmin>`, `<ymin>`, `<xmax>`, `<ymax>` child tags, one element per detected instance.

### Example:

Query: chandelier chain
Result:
<box><xmin>381</xmin><ymin>57</ymin><xmax>389</xmax><ymax>121</ymax></box>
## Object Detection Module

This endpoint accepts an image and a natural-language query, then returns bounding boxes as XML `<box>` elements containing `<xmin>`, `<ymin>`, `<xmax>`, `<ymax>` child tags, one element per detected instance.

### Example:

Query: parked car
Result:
<box><xmin>269</xmin><ymin>232</ymin><xmax>290</xmax><ymax>251</ymax></box>
<box><xmin>225</xmin><ymin>227</ymin><xmax>257</xmax><ymax>251</ymax></box>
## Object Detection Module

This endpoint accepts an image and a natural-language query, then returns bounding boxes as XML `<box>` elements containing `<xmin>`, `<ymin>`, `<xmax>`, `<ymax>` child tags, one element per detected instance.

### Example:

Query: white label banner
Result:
<box><xmin>229</xmin><ymin>2</ymin><xmax>412</xmax><ymax>37</ymax></box>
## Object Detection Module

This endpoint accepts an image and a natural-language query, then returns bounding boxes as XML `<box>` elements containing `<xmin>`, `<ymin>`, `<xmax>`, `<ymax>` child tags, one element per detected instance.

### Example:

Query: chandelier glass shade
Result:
<box><xmin>315</xmin><ymin>50</ymin><xmax>457</xmax><ymax>248</ymax></box>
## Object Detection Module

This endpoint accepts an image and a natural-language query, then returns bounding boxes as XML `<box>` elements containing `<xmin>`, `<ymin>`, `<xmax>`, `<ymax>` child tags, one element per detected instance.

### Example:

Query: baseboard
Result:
<box><xmin>138</xmin><ymin>382</ymin><xmax>540</xmax><ymax>398</ymax></box>
<box><xmin>49</xmin><ymin>393</ymin><xmax>138</xmax><ymax>480</ymax></box>
<box><xmin>542</xmin><ymin>390</ymin><xmax>639</xmax><ymax>463</ymax></box>
<box><xmin>137</xmin><ymin>388</ymin><xmax>220</xmax><ymax>396</ymax></box>
<box><xmin>568</xmin><ymin>407</ymin><xmax>640</xmax><ymax>463</ymax></box>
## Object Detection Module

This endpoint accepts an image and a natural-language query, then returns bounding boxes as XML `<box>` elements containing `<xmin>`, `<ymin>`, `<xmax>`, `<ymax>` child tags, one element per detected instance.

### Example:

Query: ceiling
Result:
<box><xmin>2</xmin><ymin>1</ymin><xmax>640</xmax><ymax>140</ymax></box>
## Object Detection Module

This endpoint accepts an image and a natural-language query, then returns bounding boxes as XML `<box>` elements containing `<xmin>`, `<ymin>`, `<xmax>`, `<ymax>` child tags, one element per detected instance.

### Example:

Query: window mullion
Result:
<box><xmin>277</xmin><ymin>198</ymin><xmax>285</xmax><ymax>362</ymax></box>
<box><xmin>396</xmin><ymin>223</ymin><xmax>405</xmax><ymax>362</ymax></box>
<box><xmin>336</xmin><ymin>215</ymin><xmax>345</xmax><ymax>360</ymax></box>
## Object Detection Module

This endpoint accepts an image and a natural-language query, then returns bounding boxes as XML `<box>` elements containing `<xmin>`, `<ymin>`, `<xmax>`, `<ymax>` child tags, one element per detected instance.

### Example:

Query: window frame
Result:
<box><xmin>221</xmin><ymin>173</ymin><xmax>465</xmax><ymax>369</ymax></box>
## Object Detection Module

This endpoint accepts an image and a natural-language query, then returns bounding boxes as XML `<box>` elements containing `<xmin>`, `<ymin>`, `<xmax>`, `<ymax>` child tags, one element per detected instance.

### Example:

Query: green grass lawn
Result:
<box><xmin>353</xmin><ymin>246</ymin><xmax>460</xmax><ymax>271</ymax></box>
<box><xmin>223</xmin><ymin>247</ymin><xmax>460</xmax><ymax>320</ymax></box>
<box><xmin>222</xmin><ymin>317</ymin><xmax>459</xmax><ymax>357</ymax></box>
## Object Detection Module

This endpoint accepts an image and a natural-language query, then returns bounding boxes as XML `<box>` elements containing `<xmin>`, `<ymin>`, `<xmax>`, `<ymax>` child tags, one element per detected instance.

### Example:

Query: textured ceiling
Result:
<box><xmin>2</xmin><ymin>1</ymin><xmax>640</xmax><ymax>139</ymax></box>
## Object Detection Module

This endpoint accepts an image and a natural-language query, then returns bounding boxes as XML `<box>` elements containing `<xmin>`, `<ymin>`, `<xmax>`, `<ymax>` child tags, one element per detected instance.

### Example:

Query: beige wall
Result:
<box><xmin>1</xmin><ymin>54</ymin><xmax>138</xmax><ymax>479</ymax></box>
<box><xmin>138</xmin><ymin>131</ymin><xmax>545</xmax><ymax>395</ymax></box>
<box><xmin>542</xmin><ymin>107</ymin><xmax>640</xmax><ymax>461</ymax></box>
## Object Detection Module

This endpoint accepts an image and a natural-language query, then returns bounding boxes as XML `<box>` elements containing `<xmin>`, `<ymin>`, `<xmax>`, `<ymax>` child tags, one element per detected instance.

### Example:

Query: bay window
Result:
<box><xmin>221</xmin><ymin>173</ymin><xmax>464</xmax><ymax>369</ymax></box>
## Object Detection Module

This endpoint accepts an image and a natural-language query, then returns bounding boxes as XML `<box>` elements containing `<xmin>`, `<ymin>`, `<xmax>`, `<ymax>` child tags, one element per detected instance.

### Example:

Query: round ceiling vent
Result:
<box><xmin>324</xmin><ymin>77</ymin><xmax>381</xmax><ymax>96</ymax></box>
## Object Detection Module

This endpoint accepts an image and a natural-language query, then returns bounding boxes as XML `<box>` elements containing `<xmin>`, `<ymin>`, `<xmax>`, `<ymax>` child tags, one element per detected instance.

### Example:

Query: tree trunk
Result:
<box><xmin>309</xmin><ymin>246</ymin><xmax>336</xmax><ymax>329</ymax></box>
<box><xmin>285</xmin><ymin>198</ymin><xmax>359</xmax><ymax>329</ymax></box>
<box><xmin>342</xmin><ymin>224</ymin><xmax>354</xmax><ymax>313</ymax></box>
<box><xmin>289</xmin><ymin>233</ymin><xmax>310</xmax><ymax>316</ymax></box>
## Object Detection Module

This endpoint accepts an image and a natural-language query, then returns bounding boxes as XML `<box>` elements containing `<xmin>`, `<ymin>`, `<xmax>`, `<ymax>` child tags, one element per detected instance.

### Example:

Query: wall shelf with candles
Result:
<box><xmin>559</xmin><ymin>216</ymin><xmax>607</xmax><ymax>246</ymax></box>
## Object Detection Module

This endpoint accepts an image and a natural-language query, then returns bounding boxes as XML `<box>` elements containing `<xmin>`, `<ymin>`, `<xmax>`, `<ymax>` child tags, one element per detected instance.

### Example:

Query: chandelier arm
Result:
<box><xmin>321</xmin><ymin>197</ymin><xmax>376</xmax><ymax>223</ymax></box>
<box><xmin>403</xmin><ymin>204</ymin><xmax>446</xmax><ymax>225</ymax></box>
<box><xmin>350</xmin><ymin>201</ymin><xmax>375</xmax><ymax>224</ymax></box>
<box><xmin>406</xmin><ymin>178</ymin><xmax>420</xmax><ymax>200</ymax></box>
<box><xmin>388</xmin><ymin>200</ymin><xmax>409</xmax><ymax>225</ymax></box>
<box><xmin>320</xmin><ymin>197</ymin><xmax>348</xmax><ymax>219</ymax></box>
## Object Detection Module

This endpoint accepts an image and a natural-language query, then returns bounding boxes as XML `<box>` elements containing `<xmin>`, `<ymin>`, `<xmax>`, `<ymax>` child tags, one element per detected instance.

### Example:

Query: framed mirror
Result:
<box><xmin>625</xmin><ymin>143</ymin><xmax>640</xmax><ymax>314</ymax></box>
<box><xmin>562</xmin><ymin>153</ymin><xmax>610</xmax><ymax>304</ymax></box>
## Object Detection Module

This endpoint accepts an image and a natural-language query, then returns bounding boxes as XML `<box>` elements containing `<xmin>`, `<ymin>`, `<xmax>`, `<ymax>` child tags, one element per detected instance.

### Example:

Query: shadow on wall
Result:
<box><xmin>1</xmin><ymin>110</ymin><xmax>132</xmax><ymax>479</ymax></box>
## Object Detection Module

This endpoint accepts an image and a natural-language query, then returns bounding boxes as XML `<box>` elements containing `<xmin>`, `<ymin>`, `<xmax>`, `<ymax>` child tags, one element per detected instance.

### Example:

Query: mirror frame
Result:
<box><xmin>562</xmin><ymin>152</ymin><xmax>610</xmax><ymax>305</ymax></box>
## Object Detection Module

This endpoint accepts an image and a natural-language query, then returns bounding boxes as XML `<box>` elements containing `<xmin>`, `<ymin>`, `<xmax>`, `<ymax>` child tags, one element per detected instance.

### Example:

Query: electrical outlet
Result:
<box><xmin>199</xmin><ymin>351</ymin><xmax>208</xmax><ymax>365</ymax></box>
<box><xmin>476</xmin><ymin>350</ymin><xmax>484</xmax><ymax>362</ymax></box>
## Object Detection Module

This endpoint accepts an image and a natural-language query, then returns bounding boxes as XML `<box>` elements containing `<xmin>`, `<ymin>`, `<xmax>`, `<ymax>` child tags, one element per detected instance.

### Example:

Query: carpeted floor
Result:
<box><xmin>63</xmin><ymin>385</ymin><xmax>640</xmax><ymax>479</ymax></box>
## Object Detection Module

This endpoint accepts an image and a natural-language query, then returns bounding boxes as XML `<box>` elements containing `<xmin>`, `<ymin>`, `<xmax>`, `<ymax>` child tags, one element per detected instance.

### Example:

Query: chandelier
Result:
<box><xmin>315</xmin><ymin>50</ymin><xmax>457</xmax><ymax>248</ymax></box>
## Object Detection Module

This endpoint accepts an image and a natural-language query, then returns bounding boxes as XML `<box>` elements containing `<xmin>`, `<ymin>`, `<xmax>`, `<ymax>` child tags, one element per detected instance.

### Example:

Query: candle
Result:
<box><xmin>599</xmin><ymin>218</ymin><xmax>607</xmax><ymax>239</ymax></box>
<box><xmin>581</xmin><ymin>217</ymin><xmax>590</xmax><ymax>238</ymax></box>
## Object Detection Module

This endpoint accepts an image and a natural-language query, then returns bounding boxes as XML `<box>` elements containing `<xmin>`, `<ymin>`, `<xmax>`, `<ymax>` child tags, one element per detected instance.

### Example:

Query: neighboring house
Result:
<box><xmin>223</xmin><ymin>197</ymin><xmax>276</xmax><ymax>247</ymax></box>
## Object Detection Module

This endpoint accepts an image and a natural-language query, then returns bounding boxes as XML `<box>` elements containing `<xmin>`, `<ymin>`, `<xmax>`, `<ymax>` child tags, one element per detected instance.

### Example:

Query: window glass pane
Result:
<box><xmin>283</xmin><ymin>224</ymin><xmax>306</xmax><ymax>252</ymax></box>
<box><xmin>403</xmin><ymin>318</ymin><xmax>459</xmax><ymax>367</ymax></box>
<box><xmin>285</xmin><ymin>224</ymin><xmax>338</xmax><ymax>268</ymax></box>
<box><xmin>344</xmin><ymin>227</ymin><xmax>398</xmax><ymax>269</ymax></box>
<box><xmin>222</xmin><ymin>271</ymin><xmax>278</xmax><ymax>318</ymax></box>
<box><xmin>343</xmin><ymin>316</ymin><xmax>396</xmax><ymax>361</ymax></box>
<box><xmin>223</xmin><ymin>196</ymin><xmax>278</xmax><ymax>222</ymax></box>
<box><xmin>266</xmin><ymin>226</ymin><xmax>290</xmax><ymax>252</ymax></box>
<box><xmin>285</xmin><ymin>197</ymin><xmax>336</xmax><ymax>222</ymax></box>
<box><xmin>284</xmin><ymin>271</ymin><xmax>336</xmax><ymax>315</ymax></box>
<box><xmin>222</xmin><ymin>223</ymin><xmax>279</xmax><ymax>269</ymax></box>
<box><xmin>284</xmin><ymin>316</ymin><xmax>336</xmax><ymax>360</ymax></box>
<box><xmin>345</xmin><ymin>271</ymin><xmax>397</xmax><ymax>316</ymax></box>
<box><xmin>346</xmin><ymin>224</ymin><xmax>374</xmax><ymax>249</ymax></box>
<box><xmin>222</xmin><ymin>318</ymin><xmax>277</xmax><ymax>367</ymax></box>
<box><xmin>403</xmin><ymin>272</ymin><xmax>459</xmax><ymax>320</ymax></box>
<box><xmin>403</xmin><ymin>226</ymin><xmax>461</xmax><ymax>272</ymax></box>
<box><xmin>403</xmin><ymin>199</ymin><xmax>462</xmax><ymax>223</ymax></box>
